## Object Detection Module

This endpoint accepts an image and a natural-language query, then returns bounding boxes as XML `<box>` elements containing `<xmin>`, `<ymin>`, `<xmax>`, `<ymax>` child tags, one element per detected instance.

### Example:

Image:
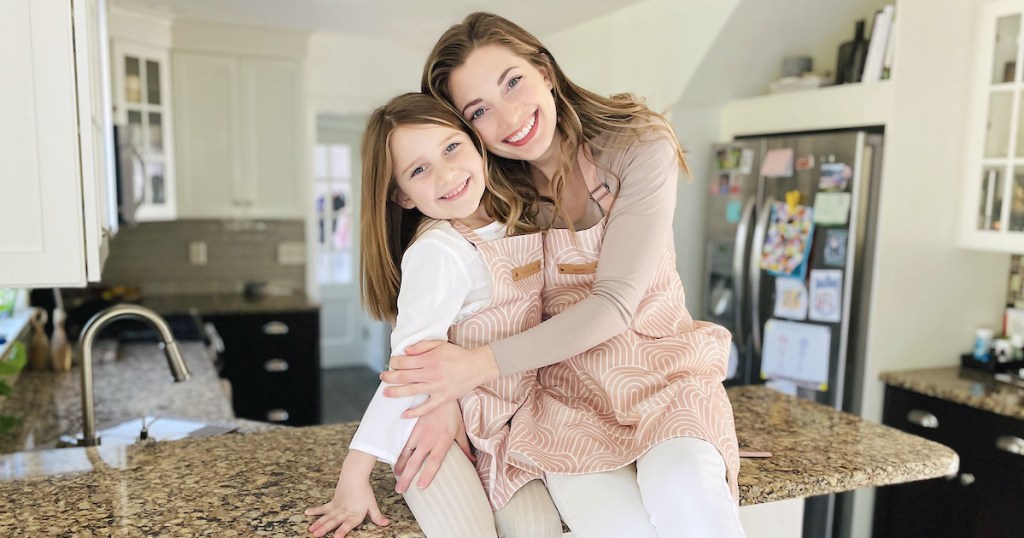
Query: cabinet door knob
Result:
<box><xmin>959</xmin><ymin>473</ymin><xmax>975</xmax><ymax>486</ymax></box>
<box><xmin>905</xmin><ymin>409</ymin><xmax>939</xmax><ymax>428</ymax></box>
<box><xmin>266</xmin><ymin>409</ymin><xmax>290</xmax><ymax>422</ymax></box>
<box><xmin>262</xmin><ymin>321</ymin><xmax>290</xmax><ymax>335</ymax></box>
<box><xmin>995</xmin><ymin>435</ymin><xmax>1024</xmax><ymax>455</ymax></box>
<box><xmin>263</xmin><ymin>358</ymin><xmax>289</xmax><ymax>373</ymax></box>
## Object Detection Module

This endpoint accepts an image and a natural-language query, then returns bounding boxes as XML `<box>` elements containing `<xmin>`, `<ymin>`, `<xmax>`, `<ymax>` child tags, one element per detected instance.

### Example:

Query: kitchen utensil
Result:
<box><xmin>51</xmin><ymin>289</ymin><xmax>72</xmax><ymax>372</ymax></box>
<box><xmin>28</xmin><ymin>308</ymin><xmax>50</xmax><ymax>370</ymax></box>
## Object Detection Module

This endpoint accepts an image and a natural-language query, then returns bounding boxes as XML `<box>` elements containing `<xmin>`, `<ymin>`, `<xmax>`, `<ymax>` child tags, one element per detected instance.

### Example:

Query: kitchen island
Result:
<box><xmin>0</xmin><ymin>383</ymin><xmax>957</xmax><ymax>536</ymax></box>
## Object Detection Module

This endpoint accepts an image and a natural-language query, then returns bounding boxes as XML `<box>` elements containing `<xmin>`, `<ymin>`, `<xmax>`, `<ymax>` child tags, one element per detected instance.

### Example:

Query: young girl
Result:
<box><xmin>304</xmin><ymin>93</ymin><xmax>561</xmax><ymax>538</ymax></box>
<box><xmin>381</xmin><ymin>13</ymin><xmax>745</xmax><ymax>538</ymax></box>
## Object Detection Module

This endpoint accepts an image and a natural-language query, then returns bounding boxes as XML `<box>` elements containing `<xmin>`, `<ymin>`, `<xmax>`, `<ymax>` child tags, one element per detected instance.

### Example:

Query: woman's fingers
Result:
<box><xmin>381</xmin><ymin>380</ymin><xmax>430</xmax><ymax>398</ymax></box>
<box><xmin>395</xmin><ymin>446</ymin><xmax>428</xmax><ymax>494</ymax></box>
<box><xmin>403</xmin><ymin>339</ymin><xmax>447</xmax><ymax>355</ymax></box>
<box><xmin>402</xmin><ymin>396</ymin><xmax>444</xmax><ymax>419</ymax></box>
<box><xmin>416</xmin><ymin>444</ymin><xmax>446</xmax><ymax>489</ymax></box>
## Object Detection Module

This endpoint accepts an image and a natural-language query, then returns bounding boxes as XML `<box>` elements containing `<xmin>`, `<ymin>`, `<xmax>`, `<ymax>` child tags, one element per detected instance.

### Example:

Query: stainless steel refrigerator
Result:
<box><xmin>703</xmin><ymin>130</ymin><xmax>884</xmax><ymax>538</ymax></box>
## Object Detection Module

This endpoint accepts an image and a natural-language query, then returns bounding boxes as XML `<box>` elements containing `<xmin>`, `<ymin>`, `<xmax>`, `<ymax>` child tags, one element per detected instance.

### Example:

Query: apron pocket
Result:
<box><xmin>512</xmin><ymin>260</ymin><xmax>542</xmax><ymax>281</ymax></box>
<box><xmin>557</xmin><ymin>261</ymin><xmax>598</xmax><ymax>275</ymax></box>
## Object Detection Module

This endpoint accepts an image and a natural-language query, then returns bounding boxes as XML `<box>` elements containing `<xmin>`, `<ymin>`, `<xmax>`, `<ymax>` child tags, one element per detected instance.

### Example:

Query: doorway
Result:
<box><xmin>314</xmin><ymin>114</ymin><xmax>388</xmax><ymax>370</ymax></box>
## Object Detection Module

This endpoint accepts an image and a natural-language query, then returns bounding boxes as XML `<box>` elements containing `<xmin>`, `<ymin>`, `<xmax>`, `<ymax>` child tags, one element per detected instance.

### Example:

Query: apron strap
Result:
<box><xmin>449</xmin><ymin>220</ymin><xmax>484</xmax><ymax>247</ymax></box>
<box><xmin>579</xmin><ymin>144</ymin><xmax>614</xmax><ymax>215</ymax></box>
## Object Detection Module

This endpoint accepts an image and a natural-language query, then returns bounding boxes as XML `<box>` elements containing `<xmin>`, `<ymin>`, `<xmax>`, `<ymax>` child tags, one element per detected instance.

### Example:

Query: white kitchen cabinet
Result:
<box><xmin>111</xmin><ymin>41</ymin><xmax>177</xmax><ymax>221</ymax></box>
<box><xmin>960</xmin><ymin>0</ymin><xmax>1024</xmax><ymax>252</ymax></box>
<box><xmin>174</xmin><ymin>52</ymin><xmax>306</xmax><ymax>219</ymax></box>
<box><xmin>0</xmin><ymin>0</ymin><xmax>115</xmax><ymax>287</ymax></box>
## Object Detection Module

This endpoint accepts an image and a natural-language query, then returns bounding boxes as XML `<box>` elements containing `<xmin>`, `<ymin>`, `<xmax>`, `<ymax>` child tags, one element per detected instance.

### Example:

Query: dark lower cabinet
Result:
<box><xmin>874</xmin><ymin>385</ymin><xmax>1024</xmax><ymax>538</ymax></box>
<box><xmin>205</xmin><ymin>310</ymin><xmax>321</xmax><ymax>426</ymax></box>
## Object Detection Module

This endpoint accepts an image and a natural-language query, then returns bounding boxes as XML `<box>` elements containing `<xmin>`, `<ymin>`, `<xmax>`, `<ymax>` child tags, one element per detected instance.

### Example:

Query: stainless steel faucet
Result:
<box><xmin>74</xmin><ymin>304</ymin><xmax>190</xmax><ymax>446</ymax></box>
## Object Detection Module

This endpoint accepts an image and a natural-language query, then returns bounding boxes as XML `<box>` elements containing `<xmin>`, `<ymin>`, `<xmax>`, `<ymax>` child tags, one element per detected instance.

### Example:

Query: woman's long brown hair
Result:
<box><xmin>360</xmin><ymin>92</ymin><xmax>529</xmax><ymax>321</ymax></box>
<box><xmin>422</xmin><ymin>12</ymin><xmax>689</xmax><ymax>229</ymax></box>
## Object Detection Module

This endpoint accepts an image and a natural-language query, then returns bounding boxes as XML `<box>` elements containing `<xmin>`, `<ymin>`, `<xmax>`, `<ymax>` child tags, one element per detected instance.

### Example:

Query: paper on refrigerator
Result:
<box><xmin>761</xmin><ymin>319</ymin><xmax>832</xmax><ymax>391</ymax></box>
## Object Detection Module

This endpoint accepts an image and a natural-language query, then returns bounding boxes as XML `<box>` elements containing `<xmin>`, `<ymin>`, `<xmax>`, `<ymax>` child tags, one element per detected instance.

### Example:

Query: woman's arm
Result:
<box><xmin>383</xmin><ymin>131</ymin><xmax>682</xmax><ymax>414</ymax></box>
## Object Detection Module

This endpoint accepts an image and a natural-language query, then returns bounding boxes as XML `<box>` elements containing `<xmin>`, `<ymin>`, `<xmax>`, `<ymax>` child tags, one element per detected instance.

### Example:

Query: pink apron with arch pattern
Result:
<box><xmin>505</xmin><ymin>147</ymin><xmax>741</xmax><ymax>500</ymax></box>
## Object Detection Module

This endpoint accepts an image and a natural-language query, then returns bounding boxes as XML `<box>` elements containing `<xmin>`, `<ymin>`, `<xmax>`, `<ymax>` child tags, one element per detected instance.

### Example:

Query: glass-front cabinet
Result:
<box><xmin>111</xmin><ymin>41</ymin><xmax>176</xmax><ymax>221</ymax></box>
<box><xmin>962</xmin><ymin>0</ymin><xmax>1024</xmax><ymax>251</ymax></box>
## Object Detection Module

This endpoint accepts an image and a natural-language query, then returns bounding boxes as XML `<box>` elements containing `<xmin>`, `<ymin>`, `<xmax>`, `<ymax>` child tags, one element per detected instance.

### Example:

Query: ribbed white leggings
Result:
<box><xmin>545</xmin><ymin>437</ymin><xmax>747</xmax><ymax>538</ymax></box>
<box><xmin>400</xmin><ymin>444</ymin><xmax>563</xmax><ymax>538</ymax></box>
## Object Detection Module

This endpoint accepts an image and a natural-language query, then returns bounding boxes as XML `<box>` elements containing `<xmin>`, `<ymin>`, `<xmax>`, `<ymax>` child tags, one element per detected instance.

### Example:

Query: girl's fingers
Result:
<box><xmin>336</xmin><ymin>515</ymin><xmax>364</xmax><ymax>537</ymax></box>
<box><xmin>368</xmin><ymin>500</ymin><xmax>390</xmax><ymax>526</ymax></box>
<box><xmin>304</xmin><ymin>503</ymin><xmax>330</xmax><ymax>516</ymax></box>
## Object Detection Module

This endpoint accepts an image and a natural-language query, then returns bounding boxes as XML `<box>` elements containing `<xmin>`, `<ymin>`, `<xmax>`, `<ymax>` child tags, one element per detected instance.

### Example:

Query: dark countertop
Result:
<box><xmin>0</xmin><ymin>341</ymin><xmax>278</xmax><ymax>454</ymax></box>
<box><xmin>0</xmin><ymin>385</ymin><xmax>958</xmax><ymax>536</ymax></box>
<box><xmin>880</xmin><ymin>366</ymin><xmax>1024</xmax><ymax>420</ymax></box>
<box><xmin>139</xmin><ymin>293</ymin><xmax>319</xmax><ymax>316</ymax></box>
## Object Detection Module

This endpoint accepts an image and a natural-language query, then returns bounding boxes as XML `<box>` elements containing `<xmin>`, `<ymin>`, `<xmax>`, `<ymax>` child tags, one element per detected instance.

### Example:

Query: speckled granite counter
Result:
<box><xmin>140</xmin><ymin>293</ymin><xmax>319</xmax><ymax>316</ymax></box>
<box><xmin>880</xmin><ymin>366</ymin><xmax>1024</xmax><ymax>420</ymax></box>
<box><xmin>0</xmin><ymin>341</ymin><xmax>277</xmax><ymax>454</ymax></box>
<box><xmin>0</xmin><ymin>386</ymin><xmax>957</xmax><ymax>536</ymax></box>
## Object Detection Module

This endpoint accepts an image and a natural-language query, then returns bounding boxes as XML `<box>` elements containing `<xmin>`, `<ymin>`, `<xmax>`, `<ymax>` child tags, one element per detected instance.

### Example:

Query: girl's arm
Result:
<box><xmin>383</xmin><ymin>131</ymin><xmax>681</xmax><ymax>415</ymax></box>
<box><xmin>305</xmin><ymin>449</ymin><xmax>389</xmax><ymax>538</ymax></box>
<box><xmin>345</xmin><ymin>231</ymin><xmax>477</xmax><ymax>485</ymax></box>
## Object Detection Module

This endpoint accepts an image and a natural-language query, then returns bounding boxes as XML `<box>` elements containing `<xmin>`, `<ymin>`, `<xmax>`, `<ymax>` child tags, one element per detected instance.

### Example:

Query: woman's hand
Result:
<box><xmin>392</xmin><ymin>399</ymin><xmax>473</xmax><ymax>493</ymax></box>
<box><xmin>305</xmin><ymin>456</ymin><xmax>389</xmax><ymax>537</ymax></box>
<box><xmin>380</xmin><ymin>341</ymin><xmax>500</xmax><ymax>418</ymax></box>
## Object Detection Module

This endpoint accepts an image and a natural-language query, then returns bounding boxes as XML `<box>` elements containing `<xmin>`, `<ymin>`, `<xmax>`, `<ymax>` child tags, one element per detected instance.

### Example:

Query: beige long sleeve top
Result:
<box><xmin>490</xmin><ymin>124</ymin><xmax>683</xmax><ymax>376</ymax></box>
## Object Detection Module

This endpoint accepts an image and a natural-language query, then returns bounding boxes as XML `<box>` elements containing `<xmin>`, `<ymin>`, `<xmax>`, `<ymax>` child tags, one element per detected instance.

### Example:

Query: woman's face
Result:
<box><xmin>449</xmin><ymin>45</ymin><xmax>558</xmax><ymax>164</ymax></box>
<box><xmin>389</xmin><ymin>124</ymin><xmax>487</xmax><ymax>223</ymax></box>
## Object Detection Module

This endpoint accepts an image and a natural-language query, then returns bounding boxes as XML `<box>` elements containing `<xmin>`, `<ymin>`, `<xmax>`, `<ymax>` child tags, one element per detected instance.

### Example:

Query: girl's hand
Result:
<box><xmin>380</xmin><ymin>341</ymin><xmax>500</xmax><ymax>418</ymax></box>
<box><xmin>305</xmin><ymin>465</ymin><xmax>389</xmax><ymax>537</ymax></box>
<box><xmin>393</xmin><ymin>399</ymin><xmax>473</xmax><ymax>493</ymax></box>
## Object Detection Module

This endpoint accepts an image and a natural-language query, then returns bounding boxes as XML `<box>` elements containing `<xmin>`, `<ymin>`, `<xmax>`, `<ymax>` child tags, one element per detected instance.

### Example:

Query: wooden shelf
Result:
<box><xmin>720</xmin><ymin>80</ymin><xmax>895</xmax><ymax>139</ymax></box>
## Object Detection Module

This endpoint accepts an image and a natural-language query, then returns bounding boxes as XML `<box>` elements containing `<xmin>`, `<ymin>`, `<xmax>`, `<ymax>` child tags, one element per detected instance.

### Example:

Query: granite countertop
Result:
<box><xmin>880</xmin><ymin>366</ymin><xmax>1024</xmax><ymax>420</ymax></box>
<box><xmin>0</xmin><ymin>341</ymin><xmax>277</xmax><ymax>454</ymax></box>
<box><xmin>0</xmin><ymin>385</ymin><xmax>957</xmax><ymax>536</ymax></box>
<box><xmin>139</xmin><ymin>293</ymin><xmax>319</xmax><ymax>316</ymax></box>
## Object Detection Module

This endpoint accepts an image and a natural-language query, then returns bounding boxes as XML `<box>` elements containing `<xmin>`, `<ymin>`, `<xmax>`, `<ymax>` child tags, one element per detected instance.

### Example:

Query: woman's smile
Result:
<box><xmin>503</xmin><ymin>110</ymin><xmax>538</xmax><ymax>146</ymax></box>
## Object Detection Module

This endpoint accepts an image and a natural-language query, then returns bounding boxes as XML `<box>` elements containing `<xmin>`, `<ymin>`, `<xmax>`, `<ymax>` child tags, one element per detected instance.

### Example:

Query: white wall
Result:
<box><xmin>543</xmin><ymin>0</ymin><xmax>740</xmax><ymax>112</ymax></box>
<box><xmin>849</xmin><ymin>0</ymin><xmax>1010</xmax><ymax>536</ymax></box>
<box><xmin>308</xmin><ymin>32</ymin><xmax>425</xmax><ymax>115</ymax></box>
<box><xmin>669</xmin><ymin>104</ymin><xmax>722</xmax><ymax>316</ymax></box>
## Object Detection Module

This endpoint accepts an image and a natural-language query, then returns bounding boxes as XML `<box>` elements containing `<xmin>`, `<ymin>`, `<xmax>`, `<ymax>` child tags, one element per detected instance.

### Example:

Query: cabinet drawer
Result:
<box><xmin>207</xmin><ymin>312</ymin><xmax>318</xmax><ymax>351</ymax></box>
<box><xmin>232</xmin><ymin>388</ymin><xmax>319</xmax><ymax>426</ymax></box>
<box><xmin>882</xmin><ymin>386</ymin><xmax>986</xmax><ymax>456</ymax></box>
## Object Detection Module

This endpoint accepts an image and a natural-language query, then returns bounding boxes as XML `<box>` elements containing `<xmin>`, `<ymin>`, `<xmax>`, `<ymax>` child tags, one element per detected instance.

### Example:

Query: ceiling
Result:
<box><xmin>110</xmin><ymin>0</ymin><xmax>647</xmax><ymax>40</ymax></box>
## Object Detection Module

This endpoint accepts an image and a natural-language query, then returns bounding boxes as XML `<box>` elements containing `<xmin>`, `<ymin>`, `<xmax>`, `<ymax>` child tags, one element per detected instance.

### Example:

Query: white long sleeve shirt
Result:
<box><xmin>348</xmin><ymin>220</ymin><xmax>506</xmax><ymax>464</ymax></box>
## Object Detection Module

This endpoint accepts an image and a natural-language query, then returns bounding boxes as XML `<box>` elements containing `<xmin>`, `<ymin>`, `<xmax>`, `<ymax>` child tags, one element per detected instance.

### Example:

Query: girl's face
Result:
<box><xmin>449</xmin><ymin>45</ymin><xmax>558</xmax><ymax>164</ymax></box>
<box><xmin>389</xmin><ymin>123</ymin><xmax>487</xmax><ymax>224</ymax></box>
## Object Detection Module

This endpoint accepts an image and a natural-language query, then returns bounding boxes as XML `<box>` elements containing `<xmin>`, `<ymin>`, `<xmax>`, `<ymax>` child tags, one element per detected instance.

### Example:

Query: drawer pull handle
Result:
<box><xmin>906</xmin><ymin>410</ymin><xmax>939</xmax><ymax>428</ymax></box>
<box><xmin>996</xmin><ymin>435</ymin><xmax>1024</xmax><ymax>455</ymax></box>
<box><xmin>266</xmin><ymin>409</ymin><xmax>290</xmax><ymax>422</ymax></box>
<box><xmin>959</xmin><ymin>473</ymin><xmax>975</xmax><ymax>486</ymax></box>
<box><xmin>263</xmin><ymin>359</ymin><xmax>289</xmax><ymax>373</ymax></box>
<box><xmin>262</xmin><ymin>321</ymin><xmax>290</xmax><ymax>335</ymax></box>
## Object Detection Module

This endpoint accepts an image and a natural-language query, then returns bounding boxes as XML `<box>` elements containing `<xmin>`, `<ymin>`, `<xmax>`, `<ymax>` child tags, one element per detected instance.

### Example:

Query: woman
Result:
<box><xmin>383</xmin><ymin>12</ymin><xmax>744</xmax><ymax>538</ymax></box>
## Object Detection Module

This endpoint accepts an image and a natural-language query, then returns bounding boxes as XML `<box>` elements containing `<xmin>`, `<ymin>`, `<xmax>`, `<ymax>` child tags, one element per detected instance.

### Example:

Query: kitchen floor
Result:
<box><xmin>320</xmin><ymin>366</ymin><xmax>381</xmax><ymax>424</ymax></box>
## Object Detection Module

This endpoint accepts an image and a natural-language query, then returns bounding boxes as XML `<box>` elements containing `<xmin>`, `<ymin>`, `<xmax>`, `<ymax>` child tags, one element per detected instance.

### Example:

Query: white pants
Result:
<box><xmin>545</xmin><ymin>437</ymin><xmax>746</xmax><ymax>538</ymax></box>
<box><xmin>400</xmin><ymin>444</ymin><xmax>563</xmax><ymax>538</ymax></box>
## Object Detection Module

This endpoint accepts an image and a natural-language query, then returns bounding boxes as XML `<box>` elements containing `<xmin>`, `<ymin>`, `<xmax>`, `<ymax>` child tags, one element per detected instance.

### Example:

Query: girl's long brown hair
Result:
<box><xmin>422</xmin><ymin>12</ymin><xmax>689</xmax><ymax>228</ymax></box>
<box><xmin>360</xmin><ymin>93</ymin><xmax>528</xmax><ymax>321</ymax></box>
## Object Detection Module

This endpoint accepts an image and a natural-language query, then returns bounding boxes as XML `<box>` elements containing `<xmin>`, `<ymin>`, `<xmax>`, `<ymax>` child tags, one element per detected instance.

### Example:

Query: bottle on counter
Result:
<box><xmin>974</xmin><ymin>327</ymin><xmax>994</xmax><ymax>362</ymax></box>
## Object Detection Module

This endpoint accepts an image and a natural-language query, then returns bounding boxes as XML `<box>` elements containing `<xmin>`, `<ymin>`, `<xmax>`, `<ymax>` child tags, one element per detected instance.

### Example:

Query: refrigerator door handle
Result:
<box><xmin>732</xmin><ymin>198</ymin><xmax>756</xmax><ymax>347</ymax></box>
<box><xmin>750</xmin><ymin>197</ymin><xmax>775</xmax><ymax>356</ymax></box>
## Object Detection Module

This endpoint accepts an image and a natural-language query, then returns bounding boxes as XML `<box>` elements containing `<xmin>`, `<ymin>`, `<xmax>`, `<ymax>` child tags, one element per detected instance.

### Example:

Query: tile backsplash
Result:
<box><xmin>101</xmin><ymin>220</ymin><xmax>305</xmax><ymax>296</ymax></box>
